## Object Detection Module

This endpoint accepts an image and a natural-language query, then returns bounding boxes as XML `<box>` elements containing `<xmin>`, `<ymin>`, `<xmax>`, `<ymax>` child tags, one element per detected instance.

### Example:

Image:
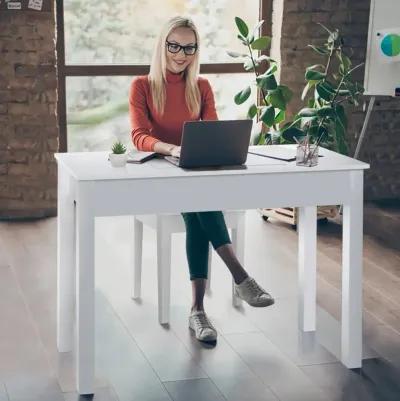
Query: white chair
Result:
<box><xmin>132</xmin><ymin>211</ymin><xmax>246</xmax><ymax>324</ymax></box>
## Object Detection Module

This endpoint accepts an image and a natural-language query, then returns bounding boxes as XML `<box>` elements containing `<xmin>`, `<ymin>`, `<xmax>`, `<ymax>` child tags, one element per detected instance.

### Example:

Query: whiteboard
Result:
<box><xmin>364</xmin><ymin>0</ymin><xmax>400</xmax><ymax>96</ymax></box>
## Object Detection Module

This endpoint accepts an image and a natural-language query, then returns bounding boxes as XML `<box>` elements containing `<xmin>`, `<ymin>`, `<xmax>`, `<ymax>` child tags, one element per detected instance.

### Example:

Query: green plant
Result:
<box><xmin>228</xmin><ymin>17</ymin><xmax>293</xmax><ymax>145</ymax></box>
<box><xmin>281</xmin><ymin>24</ymin><xmax>365</xmax><ymax>155</ymax></box>
<box><xmin>111</xmin><ymin>141</ymin><xmax>127</xmax><ymax>154</ymax></box>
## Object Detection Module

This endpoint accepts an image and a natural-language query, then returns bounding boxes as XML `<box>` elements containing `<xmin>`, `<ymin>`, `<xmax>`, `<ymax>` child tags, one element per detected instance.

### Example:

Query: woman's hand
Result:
<box><xmin>170</xmin><ymin>146</ymin><xmax>181</xmax><ymax>158</ymax></box>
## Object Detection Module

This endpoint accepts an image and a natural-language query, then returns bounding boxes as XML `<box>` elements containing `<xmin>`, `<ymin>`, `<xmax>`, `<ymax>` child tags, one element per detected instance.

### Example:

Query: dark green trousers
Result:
<box><xmin>181</xmin><ymin>211</ymin><xmax>231</xmax><ymax>280</ymax></box>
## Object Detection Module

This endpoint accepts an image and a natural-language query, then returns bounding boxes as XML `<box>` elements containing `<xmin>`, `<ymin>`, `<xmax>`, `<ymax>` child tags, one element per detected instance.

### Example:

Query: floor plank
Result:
<box><xmin>163</xmin><ymin>378</ymin><xmax>225</xmax><ymax>401</ymax></box>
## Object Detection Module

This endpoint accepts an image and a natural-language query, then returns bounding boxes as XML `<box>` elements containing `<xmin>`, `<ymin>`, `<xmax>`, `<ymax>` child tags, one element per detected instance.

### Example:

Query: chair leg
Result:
<box><xmin>231</xmin><ymin>217</ymin><xmax>245</xmax><ymax>307</ymax></box>
<box><xmin>132</xmin><ymin>217</ymin><xmax>143</xmax><ymax>299</ymax></box>
<box><xmin>206</xmin><ymin>243</ymin><xmax>212</xmax><ymax>294</ymax></box>
<box><xmin>157</xmin><ymin>219</ymin><xmax>171</xmax><ymax>324</ymax></box>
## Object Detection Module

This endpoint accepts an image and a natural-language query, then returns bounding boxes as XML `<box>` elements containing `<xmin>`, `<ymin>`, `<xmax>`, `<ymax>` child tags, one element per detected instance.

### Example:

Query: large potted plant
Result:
<box><xmin>227</xmin><ymin>17</ymin><xmax>292</xmax><ymax>144</ymax></box>
<box><xmin>263</xmin><ymin>24</ymin><xmax>365</xmax><ymax>227</ymax></box>
<box><xmin>230</xmin><ymin>19</ymin><xmax>365</xmax><ymax>227</ymax></box>
<box><xmin>281</xmin><ymin>24</ymin><xmax>365</xmax><ymax>155</ymax></box>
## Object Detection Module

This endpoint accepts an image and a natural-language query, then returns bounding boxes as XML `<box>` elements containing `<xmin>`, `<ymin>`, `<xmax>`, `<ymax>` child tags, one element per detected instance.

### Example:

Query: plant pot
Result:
<box><xmin>109</xmin><ymin>153</ymin><xmax>127</xmax><ymax>167</ymax></box>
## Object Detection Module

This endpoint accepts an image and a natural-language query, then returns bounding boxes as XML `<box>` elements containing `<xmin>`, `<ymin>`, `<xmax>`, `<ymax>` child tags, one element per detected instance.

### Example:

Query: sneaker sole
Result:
<box><xmin>248</xmin><ymin>298</ymin><xmax>275</xmax><ymax>307</ymax></box>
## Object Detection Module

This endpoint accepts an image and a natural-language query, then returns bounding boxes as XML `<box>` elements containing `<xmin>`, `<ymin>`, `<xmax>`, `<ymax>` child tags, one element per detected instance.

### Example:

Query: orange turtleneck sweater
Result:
<box><xmin>129</xmin><ymin>71</ymin><xmax>218</xmax><ymax>152</ymax></box>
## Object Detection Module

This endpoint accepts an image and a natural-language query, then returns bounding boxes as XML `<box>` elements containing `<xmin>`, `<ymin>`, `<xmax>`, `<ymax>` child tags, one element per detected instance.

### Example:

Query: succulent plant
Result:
<box><xmin>111</xmin><ymin>141</ymin><xmax>127</xmax><ymax>154</ymax></box>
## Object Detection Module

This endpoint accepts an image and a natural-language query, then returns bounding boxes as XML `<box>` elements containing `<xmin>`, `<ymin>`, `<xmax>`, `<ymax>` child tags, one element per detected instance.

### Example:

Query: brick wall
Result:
<box><xmin>274</xmin><ymin>0</ymin><xmax>400</xmax><ymax>200</ymax></box>
<box><xmin>0</xmin><ymin>9</ymin><xmax>58</xmax><ymax>219</ymax></box>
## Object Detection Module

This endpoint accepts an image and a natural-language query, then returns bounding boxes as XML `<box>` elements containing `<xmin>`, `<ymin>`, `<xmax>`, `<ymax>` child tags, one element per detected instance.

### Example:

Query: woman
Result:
<box><xmin>129</xmin><ymin>16</ymin><xmax>274</xmax><ymax>343</ymax></box>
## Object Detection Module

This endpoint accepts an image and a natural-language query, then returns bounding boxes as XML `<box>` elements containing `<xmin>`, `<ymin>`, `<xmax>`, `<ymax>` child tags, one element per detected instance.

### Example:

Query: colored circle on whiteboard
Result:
<box><xmin>381</xmin><ymin>34</ymin><xmax>400</xmax><ymax>57</ymax></box>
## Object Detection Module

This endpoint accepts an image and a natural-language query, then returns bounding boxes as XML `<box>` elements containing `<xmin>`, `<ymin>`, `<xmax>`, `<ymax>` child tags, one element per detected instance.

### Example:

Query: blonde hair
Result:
<box><xmin>149</xmin><ymin>16</ymin><xmax>201</xmax><ymax>116</ymax></box>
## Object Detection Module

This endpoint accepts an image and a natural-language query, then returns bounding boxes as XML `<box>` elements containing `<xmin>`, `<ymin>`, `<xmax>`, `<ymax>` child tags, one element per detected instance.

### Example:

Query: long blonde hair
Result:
<box><xmin>149</xmin><ymin>16</ymin><xmax>201</xmax><ymax>117</ymax></box>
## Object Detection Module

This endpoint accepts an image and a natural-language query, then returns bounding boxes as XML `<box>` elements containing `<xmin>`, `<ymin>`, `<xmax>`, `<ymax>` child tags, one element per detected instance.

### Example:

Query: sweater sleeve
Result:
<box><xmin>129</xmin><ymin>77</ymin><xmax>161</xmax><ymax>151</ymax></box>
<box><xmin>200</xmin><ymin>78</ymin><xmax>218</xmax><ymax>121</ymax></box>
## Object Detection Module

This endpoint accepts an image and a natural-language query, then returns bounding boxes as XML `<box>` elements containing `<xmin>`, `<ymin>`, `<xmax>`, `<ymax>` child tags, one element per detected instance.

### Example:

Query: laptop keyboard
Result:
<box><xmin>164</xmin><ymin>156</ymin><xmax>180</xmax><ymax>166</ymax></box>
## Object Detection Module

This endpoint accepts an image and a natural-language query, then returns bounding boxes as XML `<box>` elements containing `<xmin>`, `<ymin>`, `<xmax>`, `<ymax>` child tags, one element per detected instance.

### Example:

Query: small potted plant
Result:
<box><xmin>109</xmin><ymin>141</ymin><xmax>128</xmax><ymax>167</ymax></box>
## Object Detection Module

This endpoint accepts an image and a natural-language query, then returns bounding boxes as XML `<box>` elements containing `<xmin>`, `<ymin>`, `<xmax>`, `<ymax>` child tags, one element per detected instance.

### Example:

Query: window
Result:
<box><xmin>57</xmin><ymin>0</ymin><xmax>272</xmax><ymax>151</ymax></box>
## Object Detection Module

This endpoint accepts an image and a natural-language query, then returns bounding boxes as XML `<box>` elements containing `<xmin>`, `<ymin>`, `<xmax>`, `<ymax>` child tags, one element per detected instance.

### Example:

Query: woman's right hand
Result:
<box><xmin>170</xmin><ymin>146</ymin><xmax>181</xmax><ymax>158</ymax></box>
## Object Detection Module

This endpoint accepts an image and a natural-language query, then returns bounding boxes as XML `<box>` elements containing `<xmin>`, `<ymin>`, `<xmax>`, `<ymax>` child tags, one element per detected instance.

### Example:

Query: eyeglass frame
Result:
<box><xmin>165</xmin><ymin>40</ymin><xmax>198</xmax><ymax>56</ymax></box>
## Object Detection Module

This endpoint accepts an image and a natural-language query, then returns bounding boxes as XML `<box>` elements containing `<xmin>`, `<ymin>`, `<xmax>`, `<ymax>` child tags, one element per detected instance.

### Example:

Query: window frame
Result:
<box><xmin>56</xmin><ymin>0</ymin><xmax>272</xmax><ymax>152</ymax></box>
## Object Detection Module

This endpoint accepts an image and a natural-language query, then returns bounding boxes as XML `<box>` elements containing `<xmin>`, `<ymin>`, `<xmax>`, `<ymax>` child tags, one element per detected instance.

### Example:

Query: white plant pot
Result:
<box><xmin>109</xmin><ymin>153</ymin><xmax>127</xmax><ymax>167</ymax></box>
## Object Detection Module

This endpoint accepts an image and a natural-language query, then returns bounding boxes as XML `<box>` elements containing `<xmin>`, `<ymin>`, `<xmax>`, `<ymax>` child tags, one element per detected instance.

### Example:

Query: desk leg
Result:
<box><xmin>298</xmin><ymin>206</ymin><xmax>317</xmax><ymax>332</ymax></box>
<box><xmin>57</xmin><ymin>167</ymin><xmax>76</xmax><ymax>352</ymax></box>
<box><xmin>75</xmin><ymin>198</ymin><xmax>95</xmax><ymax>394</ymax></box>
<box><xmin>341</xmin><ymin>171</ymin><xmax>363</xmax><ymax>368</ymax></box>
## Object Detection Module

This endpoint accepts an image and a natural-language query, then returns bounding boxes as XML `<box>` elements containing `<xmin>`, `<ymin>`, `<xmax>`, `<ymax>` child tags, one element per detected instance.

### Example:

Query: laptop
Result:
<box><xmin>164</xmin><ymin>119</ymin><xmax>252</xmax><ymax>169</ymax></box>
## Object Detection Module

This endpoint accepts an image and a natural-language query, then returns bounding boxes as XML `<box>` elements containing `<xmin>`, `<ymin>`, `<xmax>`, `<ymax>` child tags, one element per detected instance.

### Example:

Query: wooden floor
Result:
<box><xmin>0</xmin><ymin>210</ymin><xmax>400</xmax><ymax>401</ymax></box>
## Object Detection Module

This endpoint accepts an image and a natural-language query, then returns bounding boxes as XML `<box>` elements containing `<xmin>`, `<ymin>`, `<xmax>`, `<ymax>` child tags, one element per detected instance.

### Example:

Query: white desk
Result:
<box><xmin>55</xmin><ymin>145</ymin><xmax>369</xmax><ymax>395</ymax></box>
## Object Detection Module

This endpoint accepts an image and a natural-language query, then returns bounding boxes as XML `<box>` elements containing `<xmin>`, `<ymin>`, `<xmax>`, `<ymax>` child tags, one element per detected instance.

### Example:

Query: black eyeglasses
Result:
<box><xmin>165</xmin><ymin>41</ymin><xmax>197</xmax><ymax>56</ymax></box>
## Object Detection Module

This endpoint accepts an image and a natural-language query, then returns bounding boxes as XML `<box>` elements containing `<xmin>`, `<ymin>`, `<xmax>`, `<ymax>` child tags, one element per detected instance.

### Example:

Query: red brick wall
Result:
<box><xmin>0</xmin><ymin>9</ymin><xmax>58</xmax><ymax>219</ymax></box>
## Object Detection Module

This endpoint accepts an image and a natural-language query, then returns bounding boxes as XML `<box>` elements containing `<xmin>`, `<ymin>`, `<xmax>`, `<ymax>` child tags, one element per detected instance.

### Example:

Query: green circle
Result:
<box><xmin>381</xmin><ymin>34</ymin><xmax>400</xmax><ymax>57</ymax></box>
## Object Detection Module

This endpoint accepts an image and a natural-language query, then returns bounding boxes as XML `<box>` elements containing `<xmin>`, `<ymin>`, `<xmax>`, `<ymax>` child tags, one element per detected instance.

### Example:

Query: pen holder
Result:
<box><xmin>296</xmin><ymin>144</ymin><xmax>319</xmax><ymax>167</ymax></box>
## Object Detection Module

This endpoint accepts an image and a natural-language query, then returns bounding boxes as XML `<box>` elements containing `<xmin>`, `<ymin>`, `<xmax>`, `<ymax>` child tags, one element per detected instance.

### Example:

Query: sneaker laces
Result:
<box><xmin>245</xmin><ymin>278</ymin><xmax>267</xmax><ymax>297</ymax></box>
<box><xmin>192</xmin><ymin>312</ymin><xmax>214</xmax><ymax>331</ymax></box>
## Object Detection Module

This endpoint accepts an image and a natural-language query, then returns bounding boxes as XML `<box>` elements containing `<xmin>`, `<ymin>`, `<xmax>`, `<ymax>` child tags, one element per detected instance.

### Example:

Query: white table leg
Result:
<box><xmin>132</xmin><ymin>217</ymin><xmax>143</xmax><ymax>299</ymax></box>
<box><xmin>341</xmin><ymin>171</ymin><xmax>363</xmax><ymax>368</ymax></box>
<box><xmin>297</xmin><ymin>206</ymin><xmax>317</xmax><ymax>332</ymax></box>
<box><xmin>75</xmin><ymin>194</ymin><xmax>95</xmax><ymax>394</ymax></box>
<box><xmin>231</xmin><ymin>216</ymin><xmax>245</xmax><ymax>307</ymax></box>
<box><xmin>57</xmin><ymin>167</ymin><xmax>76</xmax><ymax>352</ymax></box>
<box><xmin>206</xmin><ymin>243</ymin><xmax>212</xmax><ymax>294</ymax></box>
<box><xmin>157</xmin><ymin>218</ymin><xmax>171</xmax><ymax>324</ymax></box>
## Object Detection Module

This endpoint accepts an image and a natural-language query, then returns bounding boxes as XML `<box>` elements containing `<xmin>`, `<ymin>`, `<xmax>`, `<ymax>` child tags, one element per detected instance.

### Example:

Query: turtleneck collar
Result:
<box><xmin>166</xmin><ymin>69</ymin><xmax>185</xmax><ymax>84</ymax></box>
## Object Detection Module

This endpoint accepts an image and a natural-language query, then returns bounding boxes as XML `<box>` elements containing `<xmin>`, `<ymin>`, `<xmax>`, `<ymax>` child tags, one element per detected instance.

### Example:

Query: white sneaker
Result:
<box><xmin>189</xmin><ymin>310</ymin><xmax>217</xmax><ymax>342</ymax></box>
<box><xmin>234</xmin><ymin>276</ymin><xmax>274</xmax><ymax>307</ymax></box>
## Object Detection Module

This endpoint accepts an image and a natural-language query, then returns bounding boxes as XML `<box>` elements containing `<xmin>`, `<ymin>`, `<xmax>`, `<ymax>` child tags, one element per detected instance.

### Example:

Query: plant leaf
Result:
<box><xmin>243</xmin><ymin>58</ymin><xmax>255</xmax><ymax>71</ymax></box>
<box><xmin>274</xmin><ymin>109</ymin><xmax>285</xmax><ymax>124</ymax></box>
<box><xmin>252</xmin><ymin>19</ymin><xmax>265</xmax><ymax>36</ymax></box>
<box><xmin>317</xmin><ymin>106</ymin><xmax>335</xmax><ymax>118</ymax></box>
<box><xmin>305</xmin><ymin>69</ymin><xmax>326</xmax><ymax>81</ymax></box>
<box><xmin>260</xmin><ymin>105</ymin><xmax>275</xmax><ymax>126</ymax></box>
<box><xmin>266</xmin><ymin>63</ymin><xmax>277</xmax><ymax>75</ymax></box>
<box><xmin>334</xmin><ymin>117</ymin><xmax>348</xmax><ymax>155</ymax></box>
<box><xmin>227</xmin><ymin>51</ymin><xmax>247</xmax><ymax>58</ymax></box>
<box><xmin>281</xmin><ymin>127</ymin><xmax>306</xmax><ymax>143</ymax></box>
<box><xmin>256</xmin><ymin>54</ymin><xmax>276</xmax><ymax>63</ymax></box>
<box><xmin>265</xmin><ymin>75</ymin><xmax>278</xmax><ymax>90</ymax></box>
<box><xmin>316</xmin><ymin>82</ymin><xmax>334</xmax><ymax>101</ymax></box>
<box><xmin>298</xmin><ymin>107</ymin><xmax>318</xmax><ymax>117</ymax></box>
<box><xmin>307</xmin><ymin>64</ymin><xmax>325</xmax><ymax>71</ymax></box>
<box><xmin>317</xmin><ymin>22</ymin><xmax>333</xmax><ymax>35</ymax></box>
<box><xmin>237</xmin><ymin>34</ymin><xmax>247</xmax><ymax>45</ymax></box>
<box><xmin>251</xmin><ymin>36</ymin><xmax>271</xmax><ymax>50</ymax></box>
<box><xmin>308</xmin><ymin>44</ymin><xmax>329</xmax><ymax>55</ymax></box>
<box><xmin>247</xmin><ymin>103</ymin><xmax>258</xmax><ymax>119</ymax></box>
<box><xmin>234</xmin><ymin>86</ymin><xmax>251</xmax><ymax>105</ymax></box>
<box><xmin>335</xmin><ymin>104</ymin><xmax>347</xmax><ymax>129</ymax></box>
<box><xmin>302</xmin><ymin>82</ymin><xmax>311</xmax><ymax>101</ymax></box>
<box><xmin>257</xmin><ymin>74</ymin><xmax>277</xmax><ymax>90</ymax></box>
<box><xmin>235</xmin><ymin>17</ymin><xmax>249</xmax><ymax>38</ymax></box>
<box><xmin>266</xmin><ymin>89</ymin><xmax>286</xmax><ymax>110</ymax></box>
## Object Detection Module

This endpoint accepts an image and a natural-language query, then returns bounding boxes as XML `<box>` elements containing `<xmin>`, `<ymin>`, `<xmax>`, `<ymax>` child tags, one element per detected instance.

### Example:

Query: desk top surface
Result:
<box><xmin>54</xmin><ymin>145</ymin><xmax>370</xmax><ymax>181</ymax></box>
